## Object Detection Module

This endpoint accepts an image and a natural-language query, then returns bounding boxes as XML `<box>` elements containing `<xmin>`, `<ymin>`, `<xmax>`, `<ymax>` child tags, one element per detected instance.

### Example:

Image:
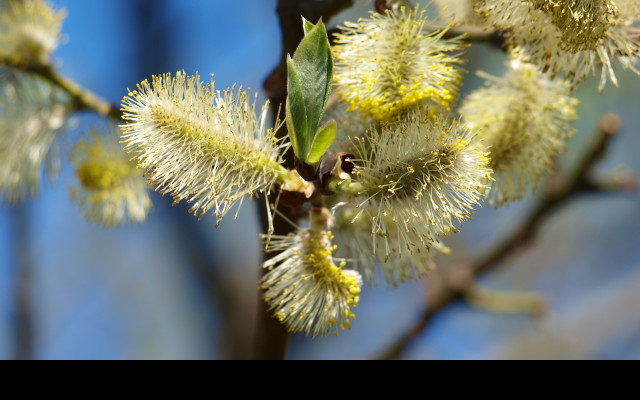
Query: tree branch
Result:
<box><xmin>376</xmin><ymin>113</ymin><xmax>635</xmax><ymax>360</ymax></box>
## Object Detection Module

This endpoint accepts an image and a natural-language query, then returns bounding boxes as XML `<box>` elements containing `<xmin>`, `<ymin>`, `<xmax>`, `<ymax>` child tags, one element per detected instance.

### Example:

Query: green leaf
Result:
<box><xmin>302</xmin><ymin>17</ymin><xmax>315</xmax><ymax>36</ymax></box>
<box><xmin>290</xmin><ymin>18</ymin><xmax>333</xmax><ymax>157</ymax></box>
<box><xmin>286</xmin><ymin>56</ymin><xmax>308</xmax><ymax>158</ymax></box>
<box><xmin>307</xmin><ymin>120</ymin><xmax>338</xmax><ymax>165</ymax></box>
<box><xmin>285</xmin><ymin>17</ymin><xmax>335</xmax><ymax>174</ymax></box>
<box><xmin>285</xmin><ymin>99</ymin><xmax>298</xmax><ymax>157</ymax></box>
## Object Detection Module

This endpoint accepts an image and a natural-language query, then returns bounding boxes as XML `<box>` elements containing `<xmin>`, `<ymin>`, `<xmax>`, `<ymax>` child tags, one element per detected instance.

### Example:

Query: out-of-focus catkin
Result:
<box><xmin>71</xmin><ymin>129</ymin><xmax>152</xmax><ymax>227</ymax></box>
<box><xmin>0</xmin><ymin>71</ymin><xmax>69</xmax><ymax>203</ymax></box>
<box><xmin>460</xmin><ymin>53</ymin><xmax>579</xmax><ymax>206</ymax></box>
<box><xmin>0</xmin><ymin>0</ymin><xmax>66</xmax><ymax>64</ymax></box>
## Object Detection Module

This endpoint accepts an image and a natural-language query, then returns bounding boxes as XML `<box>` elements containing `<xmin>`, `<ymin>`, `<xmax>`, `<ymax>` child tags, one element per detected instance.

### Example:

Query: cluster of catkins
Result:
<box><xmin>1</xmin><ymin>0</ymin><xmax>639</xmax><ymax>337</ymax></box>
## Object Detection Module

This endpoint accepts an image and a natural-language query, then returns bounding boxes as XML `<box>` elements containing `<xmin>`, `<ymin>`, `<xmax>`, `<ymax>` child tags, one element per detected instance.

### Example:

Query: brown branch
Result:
<box><xmin>252</xmin><ymin>0</ymin><xmax>355</xmax><ymax>361</ymax></box>
<box><xmin>376</xmin><ymin>113</ymin><xmax>634</xmax><ymax>360</ymax></box>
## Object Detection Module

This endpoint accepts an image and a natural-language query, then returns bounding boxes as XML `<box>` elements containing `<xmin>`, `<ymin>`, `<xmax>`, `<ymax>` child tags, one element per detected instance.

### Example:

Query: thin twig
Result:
<box><xmin>376</xmin><ymin>113</ymin><xmax>635</xmax><ymax>360</ymax></box>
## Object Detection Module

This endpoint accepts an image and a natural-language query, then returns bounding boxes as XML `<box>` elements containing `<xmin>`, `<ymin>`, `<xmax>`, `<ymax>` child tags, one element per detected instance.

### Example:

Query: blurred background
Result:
<box><xmin>1</xmin><ymin>0</ymin><xmax>639</xmax><ymax>360</ymax></box>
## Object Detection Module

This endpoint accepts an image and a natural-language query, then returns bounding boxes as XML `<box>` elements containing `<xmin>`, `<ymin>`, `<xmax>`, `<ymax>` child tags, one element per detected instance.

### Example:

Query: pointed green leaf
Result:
<box><xmin>291</xmin><ymin>19</ymin><xmax>333</xmax><ymax>152</ymax></box>
<box><xmin>307</xmin><ymin>120</ymin><xmax>338</xmax><ymax>165</ymax></box>
<box><xmin>285</xmin><ymin>17</ymin><xmax>336</xmax><ymax>170</ymax></box>
<box><xmin>302</xmin><ymin>17</ymin><xmax>315</xmax><ymax>36</ymax></box>
<box><xmin>286</xmin><ymin>56</ymin><xmax>308</xmax><ymax>158</ymax></box>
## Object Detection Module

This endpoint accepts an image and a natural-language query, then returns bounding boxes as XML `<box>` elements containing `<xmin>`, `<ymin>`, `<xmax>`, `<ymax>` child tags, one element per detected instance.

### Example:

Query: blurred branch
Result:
<box><xmin>465</xmin><ymin>285</ymin><xmax>548</xmax><ymax>317</ymax></box>
<box><xmin>254</xmin><ymin>0</ymin><xmax>355</xmax><ymax>361</ymax></box>
<box><xmin>166</xmin><ymin>204</ymin><xmax>252</xmax><ymax>360</ymax></box>
<box><xmin>582</xmin><ymin>171</ymin><xmax>638</xmax><ymax>193</ymax></box>
<box><xmin>444</xmin><ymin>25</ymin><xmax>505</xmax><ymax>49</ymax></box>
<box><xmin>376</xmin><ymin>113</ymin><xmax>636</xmax><ymax>360</ymax></box>
<box><xmin>1</xmin><ymin>58</ymin><xmax>122</xmax><ymax>119</ymax></box>
<box><xmin>10</xmin><ymin>203</ymin><xmax>34</xmax><ymax>360</ymax></box>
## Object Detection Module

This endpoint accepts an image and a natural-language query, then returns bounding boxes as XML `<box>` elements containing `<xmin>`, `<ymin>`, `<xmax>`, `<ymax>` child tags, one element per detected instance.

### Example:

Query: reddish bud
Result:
<box><xmin>295</xmin><ymin>157</ymin><xmax>319</xmax><ymax>182</ymax></box>
<box><xmin>321</xmin><ymin>152</ymin><xmax>356</xmax><ymax>195</ymax></box>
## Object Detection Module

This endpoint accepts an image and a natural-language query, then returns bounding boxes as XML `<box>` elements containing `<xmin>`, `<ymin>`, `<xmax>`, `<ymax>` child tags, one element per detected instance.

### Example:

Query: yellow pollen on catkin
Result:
<box><xmin>532</xmin><ymin>0</ymin><xmax>619</xmax><ymax>51</ymax></box>
<box><xmin>333</xmin><ymin>3</ymin><xmax>467</xmax><ymax>122</ymax></box>
<box><xmin>337</xmin><ymin>115</ymin><xmax>491</xmax><ymax>283</ymax></box>
<box><xmin>477</xmin><ymin>0</ymin><xmax>640</xmax><ymax>90</ymax></box>
<box><xmin>261</xmin><ymin>229</ymin><xmax>362</xmax><ymax>337</ymax></box>
<box><xmin>119</xmin><ymin>72</ymin><xmax>287</xmax><ymax>225</ymax></box>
